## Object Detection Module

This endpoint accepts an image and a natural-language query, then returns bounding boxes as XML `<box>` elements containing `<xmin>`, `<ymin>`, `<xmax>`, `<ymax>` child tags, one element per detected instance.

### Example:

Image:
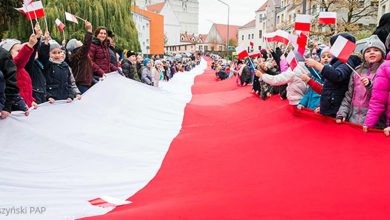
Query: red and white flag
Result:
<box><xmin>330</xmin><ymin>35</ymin><xmax>356</xmax><ymax>63</ymax></box>
<box><xmin>55</xmin><ymin>18</ymin><xmax>65</xmax><ymax>32</ymax></box>
<box><xmin>249</xmin><ymin>51</ymin><xmax>261</xmax><ymax>58</ymax></box>
<box><xmin>236</xmin><ymin>46</ymin><xmax>249</xmax><ymax>60</ymax></box>
<box><xmin>249</xmin><ymin>42</ymin><xmax>254</xmax><ymax>47</ymax></box>
<box><xmin>295</xmin><ymin>14</ymin><xmax>311</xmax><ymax>32</ymax></box>
<box><xmin>288</xmin><ymin>32</ymin><xmax>307</xmax><ymax>56</ymax></box>
<box><xmin>16</xmin><ymin>1</ymin><xmax>45</xmax><ymax>21</ymax></box>
<box><xmin>318</xmin><ymin>12</ymin><xmax>337</xmax><ymax>25</ymax></box>
<box><xmin>65</xmin><ymin>11</ymin><xmax>79</xmax><ymax>24</ymax></box>
<box><xmin>264</xmin><ymin>30</ymin><xmax>289</xmax><ymax>45</ymax></box>
<box><xmin>286</xmin><ymin>51</ymin><xmax>298</xmax><ymax>70</ymax></box>
<box><xmin>89</xmin><ymin>196</ymin><xmax>131</xmax><ymax>208</ymax></box>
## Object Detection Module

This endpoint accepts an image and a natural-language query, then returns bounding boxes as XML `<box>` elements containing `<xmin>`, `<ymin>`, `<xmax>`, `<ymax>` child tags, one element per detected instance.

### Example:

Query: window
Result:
<box><xmin>205</xmin><ymin>46</ymin><xmax>208</xmax><ymax>51</ymax></box>
<box><xmin>248</xmin><ymin>46</ymin><xmax>250</xmax><ymax>52</ymax></box>
<box><xmin>199</xmin><ymin>45</ymin><xmax>203</xmax><ymax>50</ymax></box>
<box><xmin>252</xmin><ymin>34</ymin><xmax>254</xmax><ymax>39</ymax></box>
<box><xmin>258</xmin><ymin>46</ymin><xmax>261</xmax><ymax>51</ymax></box>
<box><xmin>242</xmin><ymin>35</ymin><xmax>244</xmax><ymax>40</ymax></box>
<box><xmin>248</xmin><ymin>34</ymin><xmax>250</xmax><ymax>39</ymax></box>
<box><xmin>259</xmin><ymin>30</ymin><xmax>262</xmax><ymax>38</ymax></box>
<box><xmin>219</xmin><ymin>46</ymin><xmax>223</xmax><ymax>51</ymax></box>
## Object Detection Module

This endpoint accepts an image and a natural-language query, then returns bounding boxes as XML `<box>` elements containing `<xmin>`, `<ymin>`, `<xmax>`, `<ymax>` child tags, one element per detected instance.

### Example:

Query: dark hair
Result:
<box><xmin>94</xmin><ymin>27</ymin><xmax>108</xmax><ymax>38</ymax></box>
<box><xmin>373</xmin><ymin>13</ymin><xmax>390</xmax><ymax>48</ymax></box>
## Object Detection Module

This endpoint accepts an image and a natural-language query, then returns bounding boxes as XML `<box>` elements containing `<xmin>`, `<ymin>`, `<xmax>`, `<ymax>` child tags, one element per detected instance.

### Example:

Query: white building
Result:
<box><xmin>238</xmin><ymin>1</ymin><xmax>268</xmax><ymax>52</ymax></box>
<box><xmin>136</xmin><ymin>0</ymin><xmax>199</xmax><ymax>34</ymax></box>
<box><xmin>378</xmin><ymin>0</ymin><xmax>390</xmax><ymax>23</ymax></box>
<box><xmin>132</xmin><ymin>11</ymin><xmax>151</xmax><ymax>54</ymax></box>
<box><xmin>146</xmin><ymin>2</ymin><xmax>181</xmax><ymax>47</ymax></box>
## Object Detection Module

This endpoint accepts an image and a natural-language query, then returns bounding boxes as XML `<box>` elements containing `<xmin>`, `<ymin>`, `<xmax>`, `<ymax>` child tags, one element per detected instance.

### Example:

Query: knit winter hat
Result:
<box><xmin>143</xmin><ymin>58</ymin><xmax>151</xmax><ymax>66</ymax></box>
<box><xmin>363</xmin><ymin>35</ymin><xmax>386</xmax><ymax>58</ymax></box>
<box><xmin>66</xmin><ymin>39</ymin><xmax>79</xmax><ymax>52</ymax></box>
<box><xmin>320</xmin><ymin>47</ymin><xmax>331</xmax><ymax>56</ymax></box>
<box><xmin>0</xmin><ymin>39</ymin><xmax>21</xmax><ymax>52</ymax></box>
<box><xmin>49</xmin><ymin>40</ymin><xmax>61</xmax><ymax>51</ymax></box>
<box><xmin>154</xmin><ymin>60</ymin><xmax>163</xmax><ymax>66</ymax></box>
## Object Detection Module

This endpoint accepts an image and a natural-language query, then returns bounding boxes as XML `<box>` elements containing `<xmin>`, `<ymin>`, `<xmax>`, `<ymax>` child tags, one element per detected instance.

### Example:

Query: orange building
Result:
<box><xmin>132</xmin><ymin>6</ymin><xmax>164</xmax><ymax>55</ymax></box>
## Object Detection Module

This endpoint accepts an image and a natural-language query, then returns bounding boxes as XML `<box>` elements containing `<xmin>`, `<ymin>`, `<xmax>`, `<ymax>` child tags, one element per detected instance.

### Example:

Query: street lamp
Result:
<box><xmin>216</xmin><ymin>0</ymin><xmax>230</xmax><ymax>57</ymax></box>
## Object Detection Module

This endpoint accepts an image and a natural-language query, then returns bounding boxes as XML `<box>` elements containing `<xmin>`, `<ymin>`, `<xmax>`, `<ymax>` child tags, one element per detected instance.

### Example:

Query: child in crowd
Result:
<box><xmin>39</xmin><ymin>32</ymin><xmax>75</xmax><ymax>103</ymax></box>
<box><xmin>255</xmin><ymin>59</ymin><xmax>308</xmax><ymax>105</ymax></box>
<box><xmin>1</xmin><ymin>35</ymin><xmax>38</xmax><ymax>109</ymax></box>
<box><xmin>305</xmin><ymin>33</ymin><xmax>362</xmax><ymax>117</ymax></box>
<box><xmin>298</xmin><ymin>47</ymin><xmax>331</xmax><ymax>110</ymax></box>
<box><xmin>336</xmin><ymin>35</ymin><xmax>387</xmax><ymax>127</ymax></box>
<box><xmin>364</xmin><ymin>37</ymin><xmax>390</xmax><ymax>136</ymax></box>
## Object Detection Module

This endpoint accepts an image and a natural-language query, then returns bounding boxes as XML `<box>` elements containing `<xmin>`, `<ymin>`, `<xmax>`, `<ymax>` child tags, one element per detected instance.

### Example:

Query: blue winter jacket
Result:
<box><xmin>299</xmin><ymin>67</ymin><xmax>323</xmax><ymax>110</ymax></box>
<box><xmin>319</xmin><ymin>55</ymin><xmax>362</xmax><ymax>117</ymax></box>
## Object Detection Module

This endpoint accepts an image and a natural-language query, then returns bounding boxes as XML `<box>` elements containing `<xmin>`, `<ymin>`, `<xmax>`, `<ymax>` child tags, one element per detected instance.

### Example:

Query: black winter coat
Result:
<box><xmin>0</xmin><ymin>48</ymin><xmax>27</xmax><ymax>112</ymax></box>
<box><xmin>25</xmin><ymin>39</ymin><xmax>47</xmax><ymax>104</ymax></box>
<box><xmin>39</xmin><ymin>44</ymin><xmax>74</xmax><ymax>101</ymax></box>
<box><xmin>320</xmin><ymin>55</ymin><xmax>362</xmax><ymax>117</ymax></box>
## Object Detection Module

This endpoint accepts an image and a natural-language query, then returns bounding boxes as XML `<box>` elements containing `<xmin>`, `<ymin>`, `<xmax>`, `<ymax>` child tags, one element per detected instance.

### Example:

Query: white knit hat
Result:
<box><xmin>363</xmin><ymin>35</ymin><xmax>386</xmax><ymax>58</ymax></box>
<box><xmin>0</xmin><ymin>39</ymin><xmax>21</xmax><ymax>52</ymax></box>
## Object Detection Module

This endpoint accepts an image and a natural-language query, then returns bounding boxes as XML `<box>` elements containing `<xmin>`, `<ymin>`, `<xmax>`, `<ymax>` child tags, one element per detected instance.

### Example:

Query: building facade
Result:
<box><xmin>378</xmin><ymin>0</ymin><xmax>390</xmax><ymax>22</ymax></box>
<box><xmin>136</xmin><ymin>0</ymin><xmax>199</xmax><ymax>34</ymax></box>
<box><xmin>132</xmin><ymin>11</ymin><xmax>151</xmax><ymax>54</ymax></box>
<box><xmin>132</xmin><ymin>6</ymin><xmax>165</xmax><ymax>55</ymax></box>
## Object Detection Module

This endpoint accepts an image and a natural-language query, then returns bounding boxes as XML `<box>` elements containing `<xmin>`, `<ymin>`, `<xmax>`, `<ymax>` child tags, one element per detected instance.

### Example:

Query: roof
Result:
<box><xmin>256</xmin><ymin>1</ymin><xmax>268</xmax><ymax>12</ymax></box>
<box><xmin>146</xmin><ymin>2</ymin><xmax>165</xmax><ymax>13</ymax></box>
<box><xmin>239</xmin><ymin>19</ymin><xmax>256</xmax><ymax>29</ymax></box>
<box><xmin>214</xmin><ymin>23</ymin><xmax>240</xmax><ymax>44</ymax></box>
<box><xmin>180</xmin><ymin>33</ymin><xmax>208</xmax><ymax>44</ymax></box>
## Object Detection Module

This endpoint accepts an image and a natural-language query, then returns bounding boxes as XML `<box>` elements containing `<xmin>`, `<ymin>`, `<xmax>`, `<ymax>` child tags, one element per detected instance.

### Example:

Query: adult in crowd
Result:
<box><xmin>121</xmin><ymin>50</ymin><xmax>140</xmax><ymax>81</ymax></box>
<box><xmin>66</xmin><ymin>21</ymin><xmax>94</xmax><ymax>94</ymax></box>
<box><xmin>373</xmin><ymin>13</ymin><xmax>390</xmax><ymax>53</ymax></box>
<box><xmin>89</xmin><ymin>26</ymin><xmax>118</xmax><ymax>80</ymax></box>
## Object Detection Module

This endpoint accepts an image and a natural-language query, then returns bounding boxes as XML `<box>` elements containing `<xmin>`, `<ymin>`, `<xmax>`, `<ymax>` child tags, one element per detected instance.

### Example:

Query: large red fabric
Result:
<box><xmin>82</xmin><ymin>58</ymin><xmax>390</xmax><ymax>220</ymax></box>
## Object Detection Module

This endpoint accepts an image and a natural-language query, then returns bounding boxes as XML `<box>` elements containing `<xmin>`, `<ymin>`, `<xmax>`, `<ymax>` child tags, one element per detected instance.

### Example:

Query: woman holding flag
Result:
<box><xmin>89</xmin><ymin>27</ymin><xmax>119</xmax><ymax>80</ymax></box>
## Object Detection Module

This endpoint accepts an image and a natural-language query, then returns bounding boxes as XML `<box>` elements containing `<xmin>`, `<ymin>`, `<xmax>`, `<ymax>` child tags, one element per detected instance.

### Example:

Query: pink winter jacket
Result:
<box><xmin>364</xmin><ymin>53</ymin><xmax>390</xmax><ymax>128</ymax></box>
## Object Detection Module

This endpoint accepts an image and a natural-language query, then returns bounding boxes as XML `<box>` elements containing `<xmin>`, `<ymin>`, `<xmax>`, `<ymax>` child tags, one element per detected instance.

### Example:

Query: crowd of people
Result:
<box><xmin>0</xmin><ymin>21</ymin><xmax>201</xmax><ymax>119</ymax></box>
<box><xmin>213</xmin><ymin>13</ymin><xmax>390</xmax><ymax>136</ymax></box>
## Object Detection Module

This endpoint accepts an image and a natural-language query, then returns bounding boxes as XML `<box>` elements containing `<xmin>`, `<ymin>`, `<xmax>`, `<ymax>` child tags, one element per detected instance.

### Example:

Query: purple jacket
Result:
<box><xmin>364</xmin><ymin>53</ymin><xmax>390</xmax><ymax>128</ymax></box>
<box><xmin>89</xmin><ymin>38</ymin><xmax>118</xmax><ymax>77</ymax></box>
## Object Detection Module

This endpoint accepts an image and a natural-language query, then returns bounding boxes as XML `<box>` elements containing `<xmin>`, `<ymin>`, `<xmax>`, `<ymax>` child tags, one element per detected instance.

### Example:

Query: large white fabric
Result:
<box><xmin>0</xmin><ymin>59</ymin><xmax>206</xmax><ymax>220</ymax></box>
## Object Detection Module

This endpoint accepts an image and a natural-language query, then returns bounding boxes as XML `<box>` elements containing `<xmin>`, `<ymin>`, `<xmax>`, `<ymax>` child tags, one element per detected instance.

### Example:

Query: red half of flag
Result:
<box><xmin>330</xmin><ymin>35</ymin><xmax>356</xmax><ymax>63</ymax></box>
<box><xmin>297</xmin><ymin>32</ymin><xmax>308</xmax><ymax>56</ymax></box>
<box><xmin>55</xmin><ymin>18</ymin><xmax>65</xmax><ymax>32</ymax></box>
<box><xmin>250</xmin><ymin>42</ymin><xmax>254</xmax><ymax>47</ymax></box>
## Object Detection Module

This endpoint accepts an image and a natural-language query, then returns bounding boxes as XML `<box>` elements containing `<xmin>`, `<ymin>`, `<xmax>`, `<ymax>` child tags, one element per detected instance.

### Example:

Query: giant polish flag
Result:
<box><xmin>330</xmin><ymin>35</ymin><xmax>356</xmax><ymax>63</ymax></box>
<box><xmin>0</xmin><ymin>60</ymin><xmax>207</xmax><ymax>219</ymax></box>
<box><xmin>1</xmin><ymin>58</ymin><xmax>390</xmax><ymax>220</ymax></box>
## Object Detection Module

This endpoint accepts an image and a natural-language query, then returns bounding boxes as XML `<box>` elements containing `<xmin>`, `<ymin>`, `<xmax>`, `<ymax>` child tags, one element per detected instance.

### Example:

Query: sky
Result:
<box><xmin>198</xmin><ymin>0</ymin><xmax>267</xmax><ymax>34</ymax></box>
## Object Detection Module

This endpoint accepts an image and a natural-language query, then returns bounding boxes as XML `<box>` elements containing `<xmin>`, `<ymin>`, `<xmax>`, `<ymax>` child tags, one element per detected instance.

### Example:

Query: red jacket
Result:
<box><xmin>89</xmin><ymin>38</ymin><xmax>118</xmax><ymax>77</ymax></box>
<box><xmin>14</xmin><ymin>45</ymin><xmax>34</xmax><ymax>107</ymax></box>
